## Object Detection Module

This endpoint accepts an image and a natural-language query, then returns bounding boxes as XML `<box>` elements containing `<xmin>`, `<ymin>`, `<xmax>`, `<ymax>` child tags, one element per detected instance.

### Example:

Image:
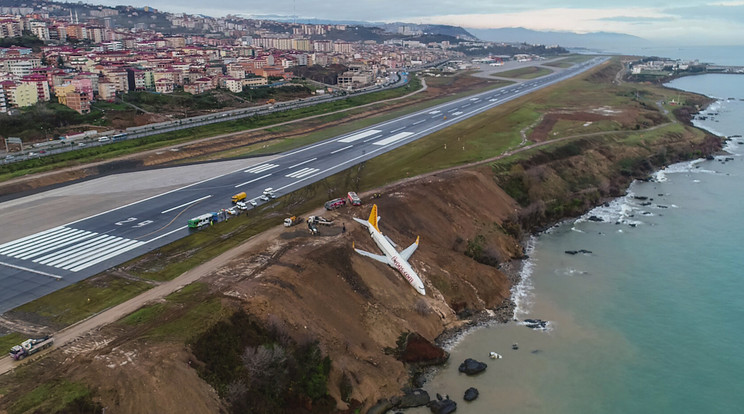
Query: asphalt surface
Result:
<box><xmin>0</xmin><ymin>57</ymin><xmax>607</xmax><ymax>313</ymax></box>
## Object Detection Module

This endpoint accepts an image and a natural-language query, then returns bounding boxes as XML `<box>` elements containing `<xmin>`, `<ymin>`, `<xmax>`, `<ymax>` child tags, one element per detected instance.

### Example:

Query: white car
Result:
<box><xmin>227</xmin><ymin>207</ymin><xmax>238</xmax><ymax>215</ymax></box>
<box><xmin>249</xmin><ymin>200</ymin><xmax>257</xmax><ymax>207</ymax></box>
<box><xmin>236</xmin><ymin>202</ymin><xmax>248</xmax><ymax>210</ymax></box>
<box><xmin>259</xmin><ymin>195</ymin><xmax>270</xmax><ymax>201</ymax></box>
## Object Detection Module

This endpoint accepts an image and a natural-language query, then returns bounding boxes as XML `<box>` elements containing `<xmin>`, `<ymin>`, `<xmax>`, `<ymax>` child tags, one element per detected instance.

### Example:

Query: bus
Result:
<box><xmin>188</xmin><ymin>213</ymin><xmax>213</xmax><ymax>228</ymax></box>
<box><xmin>112</xmin><ymin>133</ymin><xmax>128</xmax><ymax>142</ymax></box>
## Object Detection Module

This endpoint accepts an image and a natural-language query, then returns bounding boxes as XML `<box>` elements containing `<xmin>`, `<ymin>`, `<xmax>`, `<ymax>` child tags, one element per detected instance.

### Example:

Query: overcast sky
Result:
<box><xmin>89</xmin><ymin>1</ymin><xmax>744</xmax><ymax>45</ymax></box>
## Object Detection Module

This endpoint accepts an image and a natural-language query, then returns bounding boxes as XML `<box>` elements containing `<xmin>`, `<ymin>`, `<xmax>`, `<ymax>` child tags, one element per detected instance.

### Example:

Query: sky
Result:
<box><xmin>89</xmin><ymin>1</ymin><xmax>744</xmax><ymax>45</ymax></box>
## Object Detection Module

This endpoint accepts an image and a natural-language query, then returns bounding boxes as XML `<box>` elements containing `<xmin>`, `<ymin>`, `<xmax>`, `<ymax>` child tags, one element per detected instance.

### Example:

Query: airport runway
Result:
<box><xmin>0</xmin><ymin>57</ymin><xmax>608</xmax><ymax>313</ymax></box>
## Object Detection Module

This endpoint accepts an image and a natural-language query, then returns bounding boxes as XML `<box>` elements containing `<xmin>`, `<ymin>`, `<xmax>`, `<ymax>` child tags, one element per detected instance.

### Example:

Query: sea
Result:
<box><xmin>410</xmin><ymin>51</ymin><xmax>744</xmax><ymax>413</ymax></box>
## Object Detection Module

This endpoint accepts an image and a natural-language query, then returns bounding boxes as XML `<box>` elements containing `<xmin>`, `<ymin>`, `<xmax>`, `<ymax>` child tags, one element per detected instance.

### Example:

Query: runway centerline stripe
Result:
<box><xmin>389</xmin><ymin>127</ymin><xmax>405</xmax><ymax>134</ymax></box>
<box><xmin>161</xmin><ymin>195</ymin><xmax>212</xmax><ymax>214</ymax></box>
<box><xmin>234</xmin><ymin>173</ymin><xmax>272</xmax><ymax>188</ymax></box>
<box><xmin>288</xmin><ymin>157</ymin><xmax>317</xmax><ymax>169</ymax></box>
<box><xmin>331</xmin><ymin>145</ymin><xmax>353</xmax><ymax>154</ymax></box>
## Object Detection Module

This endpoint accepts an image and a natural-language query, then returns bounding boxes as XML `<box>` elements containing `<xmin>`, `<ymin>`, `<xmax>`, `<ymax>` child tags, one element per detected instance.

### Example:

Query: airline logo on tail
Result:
<box><xmin>352</xmin><ymin>204</ymin><xmax>425</xmax><ymax>295</ymax></box>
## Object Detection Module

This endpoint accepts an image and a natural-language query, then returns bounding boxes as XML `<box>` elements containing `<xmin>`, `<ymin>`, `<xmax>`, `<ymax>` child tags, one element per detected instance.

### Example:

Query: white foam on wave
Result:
<box><xmin>652</xmin><ymin>159</ymin><xmax>720</xmax><ymax>182</ymax></box>
<box><xmin>570</xmin><ymin>226</ymin><xmax>585</xmax><ymax>233</ymax></box>
<box><xmin>511</xmin><ymin>236</ymin><xmax>537</xmax><ymax>320</ymax></box>
<box><xmin>575</xmin><ymin>192</ymin><xmax>643</xmax><ymax>227</ymax></box>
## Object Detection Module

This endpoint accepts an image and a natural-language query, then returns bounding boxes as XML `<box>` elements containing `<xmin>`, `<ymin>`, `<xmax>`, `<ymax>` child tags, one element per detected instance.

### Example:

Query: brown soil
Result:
<box><xmin>202</xmin><ymin>169</ymin><xmax>519</xmax><ymax>407</ymax></box>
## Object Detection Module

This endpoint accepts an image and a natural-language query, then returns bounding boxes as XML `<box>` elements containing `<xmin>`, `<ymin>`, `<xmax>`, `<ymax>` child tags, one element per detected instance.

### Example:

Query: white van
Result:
<box><xmin>98</xmin><ymin>136</ymin><xmax>110</xmax><ymax>143</ymax></box>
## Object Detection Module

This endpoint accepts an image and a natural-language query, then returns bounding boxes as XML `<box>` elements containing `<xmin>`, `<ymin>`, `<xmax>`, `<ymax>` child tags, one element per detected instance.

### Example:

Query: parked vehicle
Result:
<box><xmin>284</xmin><ymin>216</ymin><xmax>303</xmax><ymax>227</ymax></box>
<box><xmin>9</xmin><ymin>336</ymin><xmax>54</xmax><ymax>360</ymax></box>
<box><xmin>188</xmin><ymin>213</ymin><xmax>214</xmax><ymax>228</ymax></box>
<box><xmin>324</xmin><ymin>198</ymin><xmax>346</xmax><ymax>210</ymax></box>
<box><xmin>347</xmin><ymin>191</ymin><xmax>362</xmax><ymax>206</ymax></box>
<box><xmin>232</xmin><ymin>192</ymin><xmax>247</xmax><ymax>203</ymax></box>
<box><xmin>236</xmin><ymin>202</ymin><xmax>248</xmax><ymax>211</ymax></box>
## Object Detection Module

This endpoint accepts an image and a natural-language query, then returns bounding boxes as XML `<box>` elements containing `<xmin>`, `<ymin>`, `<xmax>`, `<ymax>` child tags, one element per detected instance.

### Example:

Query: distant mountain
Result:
<box><xmin>246</xmin><ymin>15</ymin><xmax>476</xmax><ymax>40</ymax></box>
<box><xmin>468</xmin><ymin>27</ymin><xmax>648</xmax><ymax>49</ymax></box>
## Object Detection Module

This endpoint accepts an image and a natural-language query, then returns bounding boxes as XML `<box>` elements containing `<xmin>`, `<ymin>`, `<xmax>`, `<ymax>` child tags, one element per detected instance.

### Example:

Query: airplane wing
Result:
<box><xmin>400</xmin><ymin>236</ymin><xmax>420</xmax><ymax>261</ymax></box>
<box><xmin>354</xmin><ymin>247</ymin><xmax>392</xmax><ymax>265</ymax></box>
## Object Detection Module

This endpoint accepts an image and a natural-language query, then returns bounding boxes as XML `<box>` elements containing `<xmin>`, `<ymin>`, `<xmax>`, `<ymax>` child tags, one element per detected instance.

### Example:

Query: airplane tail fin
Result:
<box><xmin>367</xmin><ymin>204</ymin><xmax>380</xmax><ymax>232</ymax></box>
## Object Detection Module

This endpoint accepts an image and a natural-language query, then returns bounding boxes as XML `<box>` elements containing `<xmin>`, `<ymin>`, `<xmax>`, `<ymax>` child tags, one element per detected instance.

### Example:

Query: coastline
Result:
<box><xmin>419</xmin><ymin>88</ymin><xmax>725</xmax><ymax>391</ymax></box>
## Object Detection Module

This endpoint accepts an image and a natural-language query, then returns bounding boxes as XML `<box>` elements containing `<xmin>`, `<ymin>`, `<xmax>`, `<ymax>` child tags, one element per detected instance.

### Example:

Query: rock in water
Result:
<box><xmin>458</xmin><ymin>358</ymin><xmax>487</xmax><ymax>375</ymax></box>
<box><xmin>367</xmin><ymin>398</ymin><xmax>393</xmax><ymax>414</ymax></box>
<box><xmin>464</xmin><ymin>387</ymin><xmax>479</xmax><ymax>401</ymax></box>
<box><xmin>398</xmin><ymin>388</ymin><xmax>430</xmax><ymax>408</ymax></box>
<box><xmin>524</xmin><ymin>319</ymin><xmax>548</xmax><ymax>329</ymax></box>
<box><xmin>427</xmin><ymin>396</ymin><xmax>457</xmax><ymax>414</ymax></box>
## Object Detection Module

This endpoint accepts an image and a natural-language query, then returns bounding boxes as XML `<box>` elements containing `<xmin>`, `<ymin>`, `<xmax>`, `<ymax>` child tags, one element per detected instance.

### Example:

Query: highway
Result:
<box><xmin>0</xmin><ymin>57</ymin><xmax>607</xmax><ymax>313</ymax></box>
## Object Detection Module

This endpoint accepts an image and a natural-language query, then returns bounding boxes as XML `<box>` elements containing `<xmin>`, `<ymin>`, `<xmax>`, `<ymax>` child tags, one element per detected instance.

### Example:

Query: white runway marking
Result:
<box><xmin>331</xmin><ymin>145</ymin><xmax>353</xmax><ymax>154</ymax></box>
<box><xmin>337</xmin><ymin>130</ymin><xmax>381</xmax><ymax>143</ymax></box>
<box><xmin>0</xmin><ymin>226</ymin><xmax>146</xmax><ymax>272</ymax></box>
<box><xmin>373</xmin><ymin>132</ymin><xmax>414</xmax><ymax>146</ymax></box>
<box><xmin>161</xmin><ymin>195</ymin><xmax>212</xmax><ymax>214</ymax></box>
<box><xmin>234</xmin><ymin>173</ymin><xmax>272</xmax><ymax>188</ymax></box>
<box><xmin>286</xmin><ymin>167</ymin><xmax>320</xmax><ymax>178</ymax></box>
<box><xmin>244</xmin><ymin>163</ymin><xmax>278</xmax><ymax>173</ymax></box>
<box><xmin>288</xmin><ymin>158</ymin><xmax>317</xmax><ymax>169</ymax></box>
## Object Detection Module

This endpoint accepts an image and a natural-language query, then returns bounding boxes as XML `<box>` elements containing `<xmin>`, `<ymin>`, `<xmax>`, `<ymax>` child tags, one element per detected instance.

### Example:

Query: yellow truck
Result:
<box><xmin>231</xmin><ymin>192</ymin><xmax>247</xmax><ymax>203</ymax></box>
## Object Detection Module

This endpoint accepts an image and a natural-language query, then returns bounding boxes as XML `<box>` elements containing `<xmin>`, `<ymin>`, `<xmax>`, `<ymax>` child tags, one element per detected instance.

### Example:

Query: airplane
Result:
<box><xmin>353</xmin><ymin>204</ymin><xmax>426</xmax><ymax>295</ymax></box>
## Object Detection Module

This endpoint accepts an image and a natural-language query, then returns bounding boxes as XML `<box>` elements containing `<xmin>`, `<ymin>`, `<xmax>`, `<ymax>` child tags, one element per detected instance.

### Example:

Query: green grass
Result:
<box><xmin>11</xmin><ymin>275</ymin><xmax>152</xmax><ymax>328</ymax></box>
<box><xmin>493</xmin><ymin>66</ymin><xmax>554</xmax><ymax>79</ymax></box>
<box><xmin>544</xmin><ymin>61</ymin><xmax>574</xmax><ymax>68</ymax></box>
<box><xmin>119</xmin><ymin>282</ymin><xmax>224</xmax><ymax>342</ymax></box>
<box><xmin>0</xmin><ymin>78</ymin><xmax>424</xmax><ymax>183</ymax></box>
<box><xmin>8</xmin><ymin>380</ymin><xmax>96</xmax><ymax>414</ymax></box>
<box><xmin>188</xmin><ymin>78</ymin><xmax>514</xmax><ymax>162</ymax></box>
<box><xmin>0</xmin><ymin>332</ymin><xmax>25</xmax><ymax>353</ymax></box>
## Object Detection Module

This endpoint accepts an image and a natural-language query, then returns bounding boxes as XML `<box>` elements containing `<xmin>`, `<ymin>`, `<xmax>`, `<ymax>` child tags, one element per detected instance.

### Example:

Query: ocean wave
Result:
<box><xmin>511</xmin><ymin>236</ymin><xmax>537</xmax><ymax>319</ymax></box>
<box><xmin>652</xmin><ymin>159</ymin><xmax>719</xmax><ymax>182</ymax></box>
<box><xmin>575</xmin><ymin>194</ymin><xmax>643</xmax><ymax>226</ymax></box>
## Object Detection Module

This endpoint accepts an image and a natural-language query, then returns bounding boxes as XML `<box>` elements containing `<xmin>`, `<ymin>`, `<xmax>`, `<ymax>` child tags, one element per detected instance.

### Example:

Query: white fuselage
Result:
<box><xmin>366</xmin><ymin>226</ymin><xmax>426</xmax><ymax>295</ymax></box>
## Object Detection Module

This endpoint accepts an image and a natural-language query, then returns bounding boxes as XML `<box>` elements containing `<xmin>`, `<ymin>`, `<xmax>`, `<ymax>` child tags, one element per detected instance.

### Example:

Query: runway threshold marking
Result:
<box><xmin>373</xmin><ymin>132</ymin><xmax>414</xmax><ymax>146</ymax></box>
<box><xmin>161</xmin><ymin>195</ymin><xmax>212</xmax><ymax>214</ymax></box>
<box><xmin>244</xmin><ymin>163</ymin><xmax>279</xmax><ymax>173</ymax></box>
<box><xmin>286</xmin><ymin>167</ymin><xmax>320</xmax><ymax>178</ymax></box>
<box><xmin>235</xmin><ymin>174</ymin><xmax>272</xmax><ymax>188</ymax></box>
<box><xmin>337</xmin><ymin>130</ymin><xmax>381</xmax><ymax>143</ymax></box>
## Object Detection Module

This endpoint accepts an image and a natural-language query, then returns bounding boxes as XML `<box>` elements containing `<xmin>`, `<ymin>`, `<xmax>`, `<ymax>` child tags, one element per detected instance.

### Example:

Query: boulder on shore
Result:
<box><xmin>464</xmin><ymin>387</ymin><xmax>479</xmax><ymax>401</ymax></box>
<box><xmin>427</xmin><ymin>396</ymin><xmax>457</xmax><ymax>414</ymax></box>
<box><xmin>397</xmin><ymin>388</ymin><xmax>430</xmax><ymax>408</ymax></box>
<box><xmin>367</xmin><ymin>398</ymin><xmax>393</xmax><ymax>414</ymax></box>
<box><xmin>398</xmin><ymin>332</ymin><xmax>449</xmax><ymax>366</ymax></box>
<box><xmin>458</xmin><ymin>358</ymin><xmax>487</xmax><ymax>375</ymax></box>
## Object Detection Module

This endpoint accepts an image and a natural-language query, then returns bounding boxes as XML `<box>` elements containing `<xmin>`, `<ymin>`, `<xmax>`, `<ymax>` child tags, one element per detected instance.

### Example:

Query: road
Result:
<box><xmin>0</xmin><ymin>57</ymin><xmax>608</xmax><ymax>314</ymax></box>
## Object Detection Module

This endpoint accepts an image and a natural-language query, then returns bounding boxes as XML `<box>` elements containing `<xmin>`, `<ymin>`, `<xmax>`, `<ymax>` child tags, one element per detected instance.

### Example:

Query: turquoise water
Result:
<box><xmin>412</xmin><ymin>74</ymin><xmax>744</xmax><ymax>413</ymax></box>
